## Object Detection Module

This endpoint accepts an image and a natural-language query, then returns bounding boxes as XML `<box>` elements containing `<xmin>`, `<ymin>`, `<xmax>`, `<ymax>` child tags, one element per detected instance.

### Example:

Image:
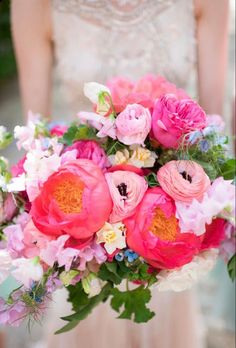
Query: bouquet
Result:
<box><xmin>0</xmin><ymin>75</ymin><xmax>235</xmax><ymax>333</ymax></box>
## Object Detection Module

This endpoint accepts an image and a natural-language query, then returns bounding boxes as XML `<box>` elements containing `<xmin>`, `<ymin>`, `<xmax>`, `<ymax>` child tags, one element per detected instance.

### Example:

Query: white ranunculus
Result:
<box><xmin>11</xmin><ymin>257</ymin><xmax>44</xmax><ymax>288</ymax></box>
<box><xmin>0</xmin><ymin>250</ymin><xmax>12</xmax><ymax>284</ymax></box>
<box><xmin>83</xmin><ymin>82</ymin><xmax>111</xmax><ymax>104</ymax></box>
<box><xmin>156</xmin><ymin>249</ymin><xmax>218</xmax><ymax>292</ymax></box>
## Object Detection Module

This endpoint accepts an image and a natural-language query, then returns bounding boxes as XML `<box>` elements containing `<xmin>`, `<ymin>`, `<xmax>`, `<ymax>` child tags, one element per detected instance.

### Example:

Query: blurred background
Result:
<box><xmin>0</xmin><ymin>1</ymin><xmax>235</xmax><ymax>348</ymax></box>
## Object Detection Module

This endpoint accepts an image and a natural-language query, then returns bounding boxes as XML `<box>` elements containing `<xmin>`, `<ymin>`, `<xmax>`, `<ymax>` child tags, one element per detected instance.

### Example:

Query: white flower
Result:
<box><xmin>0</xmin><ymin>174</ymin><xmax>7</xmax><ymax>191</ymax></box>
<box><xmin>0</xmin><ymin>126</ymin><xmax>7</xmax><ymax>142</ymax></box>
<box><xmin>83</xmin><ymin>82</ymin><xmax>111</xmax><ymax>104</ymax></box>
<box><xmin>7</xmin><ymin>173</ymin><xmax>26</xmax><ymax>192</ymax></box>
<box><xmin>156</xmin><ymin>249</ymin><xmax>218</xmax><ymax>292</ymax></box>
<box><xmin>11</xmin><ymin>257</ymin><xmax>43</xmax><ymax>288</ymax></box>
<box><xmin>0</xmin><ymin>250</ymin><xmax>12</xmax><ymax>284</ymax></box>
<box><xmin>96</xmin><ymin>222</ymin><xmax>126</xmax><ymax>254</ymax></box>
<box><xmin>129</xmin><ymin>145</ymin><xmax>157</xmax><ymax>168</ymax></box>
<box><xmin>108</xmin><ymin>149</ymin><xmax>130</xmax><ymax>166</ymax></box>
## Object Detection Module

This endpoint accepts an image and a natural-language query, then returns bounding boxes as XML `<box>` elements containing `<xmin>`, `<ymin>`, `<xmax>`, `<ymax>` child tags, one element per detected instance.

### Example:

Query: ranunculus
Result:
<box><xmin>105</xmin><ymin>170</ymin><xmax>148</xmax><ymax>223</ymax></box>
<box><xmin>66</xmin><ymin>140</ymin><xmax>110</xmax><ymax>169</ymax></box>
<box><xmin>125</xmin><ymin>187</ymin><xmax>200</xmax><ymax>269</ymax></box>
<box><xmin>152</xmin><ymin>94</ymin><xmax>206</xmax><ymax>148</ymax></box>
<box><xmin>157</xmin><ymin>160</ymin><xmax>210</xmax><ymax>203</ymax></box>
<box><xmin>30</xmin><ymin>159</ymin><xmax>112</xmax><ymax>248</ymax></box>
<box><xmin>115</xmin><ymin>104</ymin><xmax>151</xmax><ymax>145</ymax></box>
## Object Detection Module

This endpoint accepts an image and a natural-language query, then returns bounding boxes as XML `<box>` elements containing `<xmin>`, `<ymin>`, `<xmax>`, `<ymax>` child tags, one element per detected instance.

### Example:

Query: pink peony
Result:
<box><xmin>152</xmin><ymin>94</ymin><xmax>206</xmax><ymax>148</ymax></box>
<box><xmin>30</xmin><ymin>159</ymin><xmax>112</xmax><ymax>248</ymax></box>
<box><xmin>201</xmin><ymin>218</ymin><xmax>226</xmax><ymax>251</ymax></box>
<box><xmin>115</xmin><ymin>104</ymin><xmax>151</xmax><ymax>145</ymax></box>
<box><xmin>105</xmin><ymin>170</ymin><xmax>148</xmax><ymax>223</ymax></box>
<box><xmin>157</xmin><ymin>160</ymin><xmax>210</xmax><ymax>203</ymax></box>
<box><xmin>66</xmin><ymin>140</ymin><xmax>110</xmax><ymax>169</ymax></box>
<box><xmin>125</xmin><ymin>187</ymin><xmax>200</xmax><ymax>269</ymax></box>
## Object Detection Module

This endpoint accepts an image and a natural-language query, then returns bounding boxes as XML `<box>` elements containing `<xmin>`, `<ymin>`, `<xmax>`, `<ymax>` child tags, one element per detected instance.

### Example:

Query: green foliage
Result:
<box><xmin>61</xmin><ymin>124</ymin><xmax>97</xmax><ymax>145</ymax></box>
<box><xmin>145</xmin><ymin>172</ymin><xmax>159</xmax><ymax>187</ymax></box>
<box><xmin>220</xmin><ymin>159</ymin><xmax>236</xmax><ymax>180</ymax></box>
<box><xmin>98</xmin><ymin>261</ymin><xmax>130</xmax><ymax>285</ymax></box>
<box><xmin>227</xmin><ymin>254</ymin><xmax>236</xmax><ymax>281</ymax></box>
<box><xmin>127</xmin><ymin>263</ymin><xmax>157</xmax><ymax>287</ymax></box>
<box><xmin>105</xmin><ymin>139</ymin><xmax>127</xmax><ymax>156</ymax></box>
<box><xmin>0</xmin><ymin>131</ymin><xmax>13</xmax><ymax>150</ymax></box>
<box><xmin>110</xmin><ymin>286</ymin><xmax>155</xmax><ymax>323</ymax></box>
<box><xmin>56</xmin><ymin>282</ymin><xmax>112</xmax><ymax>334</ymax></box>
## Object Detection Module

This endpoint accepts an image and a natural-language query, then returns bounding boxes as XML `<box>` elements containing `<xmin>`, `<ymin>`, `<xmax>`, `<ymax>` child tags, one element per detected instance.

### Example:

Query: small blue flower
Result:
<box><xmin>188</xmin><ymin>130</ymin><xmax>202</xmax><ymax>145</ymax></box>
<box><xmin>124</xmin><ymin>249</ymin><xmax>139</xmax><ymax>263</ymax></box>
<box><xmin>202</xmin><ymin>126</ymin><xmax>215</xmax><ymax>137</ymax></box>
<box><xmin>199</xmin><ymin>139</ymin><xmax>210</xmax><ymax>152</ymax></box>
<box><xmin>115</xmin><ymin>252</ymin><xmax>124</xmax><ymax>262</ymax></box>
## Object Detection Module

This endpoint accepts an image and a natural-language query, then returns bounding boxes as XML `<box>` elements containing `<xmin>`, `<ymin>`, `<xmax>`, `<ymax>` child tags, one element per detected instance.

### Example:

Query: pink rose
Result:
<box><xmin>105</xmin><ymin>170</ymin><xmax>148</xmax><ymax>223</ymax></box>
<box><xmin>152</xmin><ymin>94</ymin><xmax>206</xmax><ymax>148</ymax></box>
<box><xmin>157</xmin><ymin>160</ymin><xmax>210</xmax><ymax>203</ymax></box>
<box><xmin>115</xmin><ymin>104</ymin><xmax>151</xmax><ymax>145</ymax></box>
<box><xmin>30</xmin><ymin>159</ymin><xmax>112</xmax><ymax>248</ymax></box>
<box><xmin>66</xmin><ymin>140</ymin><xmax>110</xmax><ymax>169</ymax></box>
<box><xmin>125</xmin><ymin>187</ymin><xmax>200</xmax><ymax>269</ymax></box>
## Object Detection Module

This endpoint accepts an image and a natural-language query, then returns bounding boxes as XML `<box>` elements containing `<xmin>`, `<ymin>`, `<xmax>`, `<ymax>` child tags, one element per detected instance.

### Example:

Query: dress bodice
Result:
<box><xmin>52</xmin><ymin>0</ymin><xmax>197</xmax><ymax>114</ymax></box>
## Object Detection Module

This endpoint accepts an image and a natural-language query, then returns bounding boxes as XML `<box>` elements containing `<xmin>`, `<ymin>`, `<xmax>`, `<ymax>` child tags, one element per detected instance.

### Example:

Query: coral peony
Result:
<box><xmin>152</xmin><ymin>94</ymin><xmax>206</xmax><ymax>148</ymax></box>
<box><xmin>125</xmin><ymin>187</ymin><xmax>200</xmax><ymax>269</ymax></box>
<box><xmin>115</xmin><ymin>104</ymin><xmax>151</xmax><ymax>145</ymax></box>
<box><xmin>66</xmin><ymin>140</ymin><xmax>110</xmax><ymax>169</ymax></box>
<box><xmin>105</xmin><ymin>170</ymin><xmax>148</xmax><ymax>223</ymax></box>
<box><xmin>30</xmin><ymin>159</ymin><xmax>112</xmax><ymax>247</ymax></box>
<box><xmin>157</xmin><ymin>160</ymin><xmax>210</xmax><ymax>203</ymax></box>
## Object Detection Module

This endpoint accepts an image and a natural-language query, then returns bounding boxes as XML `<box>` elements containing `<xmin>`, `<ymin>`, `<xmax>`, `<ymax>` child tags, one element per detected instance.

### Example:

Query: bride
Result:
<box><xmin>11</xmin><ymin>1</ymin><xmax>229</xmax><ymax>347</ymax></box>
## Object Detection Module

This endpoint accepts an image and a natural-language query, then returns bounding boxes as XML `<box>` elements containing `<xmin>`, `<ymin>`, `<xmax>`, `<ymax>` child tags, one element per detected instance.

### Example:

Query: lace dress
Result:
<box><xmin>44</xmin><ymin>1</ymin><xmax>205</xmax><ymax>347</ymax></box>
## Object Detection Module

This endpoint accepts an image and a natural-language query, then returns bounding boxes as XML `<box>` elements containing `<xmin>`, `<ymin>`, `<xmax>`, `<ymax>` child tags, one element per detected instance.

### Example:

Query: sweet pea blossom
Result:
<box><xmin>156</xmin><ymin>249</ymin><xmax>218</xmax><ymax>292</ymax></box>
<box><xmin>14</xmin><ymin>111</ymin><xmax>40</xmax><ymax>151</ymax></box>
<box><xmin>78</xmin><ymin>111</ymin><xmax>117</xmax><ymax>139</ymax></box>
<box><xmin>105</xmin><ymin>170</ymin><xmax>148</xmax><ymax>223</ymax></box>
<box><xmin>115</xmin><ymin>104</ymin><xmax>151</xmax><ymax>145</ymax></box>
<box><xmin>84</xmin><ymin>82</ymin><xmax>111</xmax><ymax>104</ymax></box>
<box><xmin>176</xmin><ymin>177</ymin><xmax>235</xmax><ymax>235</ymax></box>
<box><xmin>0</xmin><ymin>250</ymin><xmax>12</xmax><ymax>284</ymax></box>
<box><xmin>97</xmin><ymin>222</ymin><xmax>126</xmax><ymax>254</ymax></box>
<box><xmin>11</xmin><ymin>257</ymin><xmax>44</xmax><ymax>288</ymax></box>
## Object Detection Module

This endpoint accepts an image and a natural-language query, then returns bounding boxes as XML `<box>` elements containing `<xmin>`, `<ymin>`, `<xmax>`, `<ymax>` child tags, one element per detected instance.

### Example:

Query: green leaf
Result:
<box><xmin>220</xmin><ymin>159</ymin><xmax>236</xmax><ymax>180</ymax></box>
<box><xmin>227</xmin><ymin>254</ymin><xmax>236</xmax><ymax>281</ymax></box>
<box><xmin>98</xmin><ymin>262</ymin><xmax>123</xmax><ymax>285</ymax></box>
<box><xmin>55</xmin><ymin>282</ymin><xmax>112</xmax><ymax>334</ymax></box>
<box><xmin>0</xmin><ymin>132</ymin><xmax>13</xmax><ymax>150</ymax></box>
<box><xmin>106</xmin><ymin>140</ymin><xmax>126</xmax><ymax>156</ymax></box>
<box><xmin>66</xmin><ymin>281</ymin><xmax>90</xmax><ymax>312</ymax></box>
<box><xmin>110</xmin><ymin>286</ymin><xmax>155</xmax><ymax>323</ymax></box>
<box><xmin>194</xmin><ymin>159</ymin><xmax>218</xmax><ymax>180</ymax></box>
<box><xmin>145</xmin><ymin>173</ymin><xmax>159</xmax><ymax>187</ymax></box>
<box><xmin>62</xmin><ymin>124</ymin><xmax>97</xmax><ymax>146</ymax></box>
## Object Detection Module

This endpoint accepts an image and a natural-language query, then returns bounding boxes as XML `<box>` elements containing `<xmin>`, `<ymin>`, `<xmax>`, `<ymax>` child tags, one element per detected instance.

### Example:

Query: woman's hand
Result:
<box><xmin>11</xmin><ymin>0</ymin><xmax>53</xmax><ymax>120</ymax></box>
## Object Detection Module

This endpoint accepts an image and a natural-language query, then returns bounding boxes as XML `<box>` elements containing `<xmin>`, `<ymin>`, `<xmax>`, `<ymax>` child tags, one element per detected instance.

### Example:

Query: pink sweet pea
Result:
<box><xmin>125</xmin><ymin>187</ymin><xmax>200</xmax><ymax>269</ymax></box>
<box><xmin>66</xmin><ymin>140</ymin><xmax>110</xmax><ymax>169</ymax></box>
<box><xmin>105</xmin><ymin>170</ymin><xmax>148</xmax><ymax>223</ymax></box>
<box><xmin>152</xmin><ymin>94</ymin><xmax>206</xmax><ymax>149</ymax></box>
<box><xmin>115</xmin><ymin>104</ymin><xmax>151</xmax><ymax>145</ymax></box>
<box><xmin>50</xmin><ymin>125</ymin><xmax>68</xmax><ymax>137</ymax></box>
<box><xmin>30</xmin><ymin>159</ymin><xmax>112</xmax><ymax>248</ymax></box>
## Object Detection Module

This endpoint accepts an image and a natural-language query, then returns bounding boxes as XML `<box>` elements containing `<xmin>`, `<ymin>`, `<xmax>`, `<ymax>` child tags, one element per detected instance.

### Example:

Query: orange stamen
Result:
<box><xmin>53</xmin><ymin>176</ymin><xmax>84</xmax><ymax>214</ymax></box>
<box><xmin>149</xmin><ymin>207</ymin><xmax>177</xmax><ymax>242</ymax></box>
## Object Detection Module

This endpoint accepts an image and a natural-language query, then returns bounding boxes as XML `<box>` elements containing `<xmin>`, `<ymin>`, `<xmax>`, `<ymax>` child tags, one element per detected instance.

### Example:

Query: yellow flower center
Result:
<box><xmin>149</xmin><ymin>208</ymin><xmax>177</xmax><ymax>242</ymax></box>
<box><xmin>103</xmin><ymin>230</ymin><xmax>117</xmax><ymax>243</ymax></box>
<box><xmin>53</xmin><ymin>175</ymin><xmax>84</xmax><ymax>214</ymax></box>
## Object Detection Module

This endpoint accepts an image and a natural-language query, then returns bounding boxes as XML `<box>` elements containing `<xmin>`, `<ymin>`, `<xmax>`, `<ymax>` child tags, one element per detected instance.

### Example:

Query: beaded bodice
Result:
<box><xmin>52</xmin><ymin>0</ymin><xmax>197</xmax><ymax>114</ymax></box>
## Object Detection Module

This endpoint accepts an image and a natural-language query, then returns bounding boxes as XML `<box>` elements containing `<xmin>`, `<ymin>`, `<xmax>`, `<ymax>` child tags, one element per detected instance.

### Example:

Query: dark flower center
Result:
<box><xmin>180</xmin><ymin>171</ymin><xmax>192</xmax><ymax>183</ymax></box>
<box><xmin>117</xmin><ymin>183</ymin><xmax>128</xmax><ymax>197</ymax></box>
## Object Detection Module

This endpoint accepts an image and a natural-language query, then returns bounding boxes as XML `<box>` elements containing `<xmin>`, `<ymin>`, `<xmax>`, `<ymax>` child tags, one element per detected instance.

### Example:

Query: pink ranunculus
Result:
<box><xmin>50</xmin><ymin>124</ymin><xmax>68</xmax><ymax>137</ymax></box>
<box><xmin>157</xmin><ymin>160</ymin><xmax>210</xmax><ymax>203</ymax></box>
<box><xmin>152</xmin><ymin>94</ymin><xmax>206</xmax><ymax>149</ymax></box>
<box><xmin>30</xmin><ymin>159</ymin><xmax>113</xmax><ymax>248</ymax></box>
<box><xmin>115</xmin><ymin>104</ymin><xmax>151</xmax><ymax>145</ymax></box>
<box><xmin>105</xmin><ymin>170</ymin><xmax>148</xmax><ymax>223</ymax></box>
<box><xmin>66</xmin><ymin>140</ymin><xmax>110</xmax><ymax>169</ymax></box>
<box><xmin>125</xmin><ymin>187</ymin><xmax>200</xmax><ymax>269</ymax></box>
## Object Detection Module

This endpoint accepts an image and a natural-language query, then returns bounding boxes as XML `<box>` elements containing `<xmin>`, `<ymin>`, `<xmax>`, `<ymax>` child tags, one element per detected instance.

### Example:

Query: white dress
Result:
<box><xmin>44</xmin><ymin>1</ymin><xmax>205</xmax><ymax>347</ymax></box>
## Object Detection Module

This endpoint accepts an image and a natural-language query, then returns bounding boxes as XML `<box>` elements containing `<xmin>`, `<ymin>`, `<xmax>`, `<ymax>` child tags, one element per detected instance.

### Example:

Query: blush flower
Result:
<box><xmin>30</xmin><ymin>159</ymin><xmax>112</xmax><ymax>247</ymax></box>
<box><xmin>157</xmin><ymin>160</ymin><xmax>210</xmax><ymax>203</ymax></box>
<box><xmin>105</xmin><ymin>170</ymin><xmax>148</xmax><ymax>223</ymax></box>
<box><xmin>97</xmin><ymin>222</ymin><xmax>126</xmax><ymax>254</ymax></box>
<box><xmin>115</xmin><ymin>104</ymin><xmax>151</xmax><ymax>145</ymax></box>
<box><xmin>125</xmin><ymin>187</ymin><xmax>200</xmax><ymax>269</ymax></box>
<box><xmin>152</xmin><ymin>94</ymin><xmax>206</xmax><ymax>148</ymax></box>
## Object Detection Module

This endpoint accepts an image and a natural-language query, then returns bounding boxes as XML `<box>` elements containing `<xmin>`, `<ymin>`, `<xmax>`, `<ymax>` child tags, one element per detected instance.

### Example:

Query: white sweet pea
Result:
<box><xmin>7</xmin><ymin>173</ymin><xmax>26</xmax><ymax>192</ymax></box>
<box><xmin>0</xmin><ymin>250</ymin><xmax>12</xmax><ymax>284</ymax></box>
<box><xmin>11</xmin><ymin>257</ymin><xmax>44</xmax><ymax>288</ymax></box>
<box><xmin>83</xmin><ymin>82</ymin><xmax>111</xmax><ymax>104</ymax></box>
<box><xmin>97</xmin><ymin>222</ymin><xmax>126</xmax><ymax>255</ymax></box>
<box><xmin>156</xmin><ymin>250</ymin><xmax>218</xmax><ymax>292</ymax></box>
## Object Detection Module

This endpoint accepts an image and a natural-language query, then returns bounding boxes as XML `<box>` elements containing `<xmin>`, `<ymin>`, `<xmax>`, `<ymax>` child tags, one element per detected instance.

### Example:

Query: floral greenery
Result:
<box><xmin>227</xmin><ymin>254</ymin><xmax>236</xmax><ymax>281</ymax></box>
